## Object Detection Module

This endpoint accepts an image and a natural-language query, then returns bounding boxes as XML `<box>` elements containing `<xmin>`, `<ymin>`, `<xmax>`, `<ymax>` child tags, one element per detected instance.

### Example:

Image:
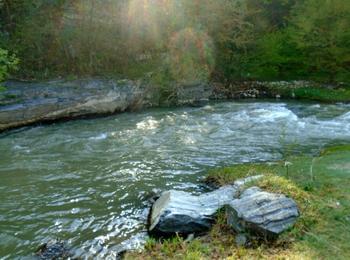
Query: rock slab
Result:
<box><xmin>148</xmin><ymin>175</ymin><xmax>264</xmax><ymax>236</ymax></box>
<box><xmin>0</xmin><ymin>79</ymin><xmax>215</xmax><ymax>132</ymax></box>
<box><xmin>0</xmin><ymin>79</ymin><xmax>147</xmax><ymax>132</ymax></box>
<box><xmin>35</xmin><ymin>240</ymin><xmax>71</xmax><ymax>259</ymax></box>
<box><xmin>226</xmin><ymin>187</ymin><xmax>299</xmax><ymax>238</ymax></box>
<box><xmin>149</xmin><ymin>185</ymin><xmax>238</xmax><ymax>236</ymax></box>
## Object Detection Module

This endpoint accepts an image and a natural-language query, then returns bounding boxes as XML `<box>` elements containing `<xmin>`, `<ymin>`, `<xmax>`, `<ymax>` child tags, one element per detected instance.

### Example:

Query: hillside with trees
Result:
<box><xmin>1</xmin><ymin>0</ymin><xmax>349</xmax><ymax>84</ymax></box>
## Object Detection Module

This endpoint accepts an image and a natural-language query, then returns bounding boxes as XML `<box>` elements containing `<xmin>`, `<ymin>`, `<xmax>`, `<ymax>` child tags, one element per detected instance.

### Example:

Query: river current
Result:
<box><xmin>1</xmin><ymin>100</ymin><xmax>350</xmax><ymax>258</ymax></box>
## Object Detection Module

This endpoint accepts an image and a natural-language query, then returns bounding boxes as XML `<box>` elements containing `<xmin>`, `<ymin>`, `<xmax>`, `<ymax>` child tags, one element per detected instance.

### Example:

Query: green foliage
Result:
<box><xmin>1</xmin><ymin>0</ymin><xmax>350</xmax><ymax>86</ymax></box>
<box><xmin>289</xmin><ymin>0</ymin><xmax>350</xmax><ymax>82</ymax></box>
<box><xmin>246</xmin><ymin>30</ymin><xmax>305</xmax><ymax>80</ymax></box>
<box><xmin>0</xmin><ymin>48</ymin><xmax>19</xmax><ymax>83</ymax></box>
<box><xmin>266</xmin><ymin>85</ymin><xmax>350</xmax><ymax>103</ymax></box>
<box><xmin>292</xmin><ymin>87</ymin><xmax>350</xmax><ymax>102</ymax></box>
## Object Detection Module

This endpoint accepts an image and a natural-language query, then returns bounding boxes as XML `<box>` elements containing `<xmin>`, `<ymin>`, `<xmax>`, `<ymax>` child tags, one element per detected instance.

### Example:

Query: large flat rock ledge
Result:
<box><xmin>0</xmin><ymin>79</ymin><xmax>214</xmax><ymax>132</ymax></box>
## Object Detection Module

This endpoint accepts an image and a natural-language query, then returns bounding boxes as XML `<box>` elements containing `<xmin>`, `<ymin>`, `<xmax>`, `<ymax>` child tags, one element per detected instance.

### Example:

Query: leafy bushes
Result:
<box><xmin>0</xmin><ymin>48</ymin><xmax>19</xmax><ymax>85</ymax></box>
<box><xmin>1</xmin><ymin>0</ymin><xmax>349</xmax><ymax>84</ymax></box>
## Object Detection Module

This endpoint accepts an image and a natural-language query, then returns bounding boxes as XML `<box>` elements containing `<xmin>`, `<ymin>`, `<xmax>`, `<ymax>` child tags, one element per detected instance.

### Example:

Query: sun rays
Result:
<box><xmin>124</xmin><ymin>0</ymin><xmax>215</xmax><ymax>83</ymax></box>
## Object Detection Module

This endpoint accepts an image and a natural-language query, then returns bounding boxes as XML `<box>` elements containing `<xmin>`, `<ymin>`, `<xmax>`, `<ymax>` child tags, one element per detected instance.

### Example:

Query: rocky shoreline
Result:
<box><xmin>0</xmin><ymin>79</ymin><xmax>345</xmax><ymax>132</ymax></box>
<box><xmin>34</xmin><ymin>175</ymin><xmax>300</xmax><ymax>259</ymax></box>
<box><xmin>149</xmin><ymin>175</ymin><xmax>299</xmax><ymax>240</ymax></box>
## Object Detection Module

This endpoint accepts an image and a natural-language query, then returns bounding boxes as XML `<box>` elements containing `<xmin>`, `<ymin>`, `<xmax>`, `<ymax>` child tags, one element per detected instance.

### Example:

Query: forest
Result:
<box><xmin>1</xmin><ymin>0</ymin><xmax>350</xmax><ymax>84</ymax></box>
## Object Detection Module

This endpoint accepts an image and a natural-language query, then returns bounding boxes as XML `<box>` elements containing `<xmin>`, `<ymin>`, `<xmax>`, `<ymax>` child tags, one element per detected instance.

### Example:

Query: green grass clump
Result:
<box><xmin>128</xmin><ymin>145</ymin><xmax>350</xmax><ymax>259</ymax></box>
<box><xmin>206</xmin><ymin>163</ymin><xmax>279</xmax><ymax>186</ymax></box>
<box><xmin>264</xmin><ymin>83</ymin><xmax>350</xmax><ymax>103</ymax></box>
<box><xmin>292</xmin><ymin>87</ymin><xmax>350</xmax><ymax>102</ymax></box>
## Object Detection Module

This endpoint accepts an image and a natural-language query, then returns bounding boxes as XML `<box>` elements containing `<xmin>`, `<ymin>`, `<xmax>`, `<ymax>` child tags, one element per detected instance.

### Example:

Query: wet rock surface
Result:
<box><xmin>226</xmin><ymin>187</ymin><xmax>299</xmax><ymax>238</ymax></box>
<box><xmin>35</xmin><ymin>240</ymin><xmax>71</xmax><ymax>260</ymax></box>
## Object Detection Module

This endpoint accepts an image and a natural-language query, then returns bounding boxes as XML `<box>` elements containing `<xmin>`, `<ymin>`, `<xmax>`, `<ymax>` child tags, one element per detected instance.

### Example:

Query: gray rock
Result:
<box><xmin>0</xmin><ymin>79</ymin><xmax>215</xmax><ymax>132</ymax></box>
<box><xmin>149</xmin><ymin>185</ymin><xmax>238</xmax><ymax>236</ymax></box>
<box><xmin>176</xmin><ymin>83</ymin><xmax>212</xmax><ymax>106</ymax></box>
<box><xmin>111</xmin><ymin>232</ymin><xmax>149</xmax><ymax>258</ymax></box>
<box><xmin>233</xmin><ymin>175</ymin><xmax>263</xmax><ymax>188</ymax></box>
<box><xmin>226</xmin><ymin>187</ymin><xmax>299</xmax><ymax>238</ymax></box>
<box><xmin>235</xmin><ymin>234</ymin><xmax>248</xmax><ymax>247</ymax></box>
<box><xmin>184</xmin><ymin>233</ymin><xmax>195</xmax><ymax>242</ymax></box>
<box><xmin>0</xmin><ymin>79</ymin><xmax>148</xmax><ymax>132</ymax></box>
<box><xmin>148</xmin><ymin>175</ymin><xmax>264</xmax><ymax>237</ymax></box>
<box><xmin>35</xmin><ymin>240</ymin><xmax>71</xmax><ymax>259</ymax></box>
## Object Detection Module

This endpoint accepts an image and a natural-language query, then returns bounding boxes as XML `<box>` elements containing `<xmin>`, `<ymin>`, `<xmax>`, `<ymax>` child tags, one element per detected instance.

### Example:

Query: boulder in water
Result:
<box><xmin>35</xmin><ymin>240</ymin><xmax>71</xmax><ymax>260</ymax></box>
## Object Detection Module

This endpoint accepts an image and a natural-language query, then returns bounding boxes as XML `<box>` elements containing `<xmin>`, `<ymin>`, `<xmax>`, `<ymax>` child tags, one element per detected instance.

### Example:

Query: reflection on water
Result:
<box><xmin>0</xmin><ymin>101</ymin><xmax>350</xmax><ymax>258</ymax></box>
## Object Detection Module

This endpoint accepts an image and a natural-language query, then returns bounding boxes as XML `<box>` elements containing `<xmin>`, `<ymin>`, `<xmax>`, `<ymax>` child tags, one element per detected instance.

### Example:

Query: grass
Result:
<box><xmin>293</xmin><ymin>87</ymin><xmax>350</xmax><ymax>102</ymax></box>
<box><xmin>127</xmin><ymin>145</ymin><xmax>350</xmax><ymax>259</ymax></box>
<box><xmin>272</xmin><ymin>85</ymin><xmax>350</xmax><ymax>103</ymax></box>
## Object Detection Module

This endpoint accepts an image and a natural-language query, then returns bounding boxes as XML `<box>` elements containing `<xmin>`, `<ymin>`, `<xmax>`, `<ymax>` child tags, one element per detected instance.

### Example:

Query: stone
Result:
<box><xmin>233</xmin><ymin>175</ymin><xmax>263</xmax><ymax>188</ymax></box>
<box><xmin>0</xmin><ymin>79</ymin><xmax>147</xmax><ymax>132</ymax></box>
<box><xmin>226</xmin><ymin>187</ymin><xmax>299</xmax><ymax>238</ymax></box>
<box><xmin>112</xmin><ymin>232</ymin><xmax>149</xmax><ymax>258</ymax></box>
<box><xmin>149</xmin><ymin>185</ymin><xmax>238</xmax><ymax>236</ymax></box>
<box><xmin>184</xmin><ymin>234</ymin><xmax>195</xmax><ymax>242</ymax></box>
<box><xmin>0</xmin><ymin>79</ymin><xmax>215</xmax><ymax>132</ymax></box>
<box><xmin>148</xmin><ymin>175</ymin><xmax>264</xmax><ymax>237</ymax></box>
<box><xmin>235</xmin><ymin>234</ymin><xmax>248</xmax><ymax>247</ymax></box>
<box><xmin>35</xmin><ymin>240</ymin><xmax>71</xmax><ymax>259</ymax></box>
<box><xmin>176</xmin><ymin>83</ymin><xmax>212</xmax><ymax>106</ymax></box>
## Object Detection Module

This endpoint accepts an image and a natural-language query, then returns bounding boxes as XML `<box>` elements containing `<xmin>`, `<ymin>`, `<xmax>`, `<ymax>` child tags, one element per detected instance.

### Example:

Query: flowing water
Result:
<box><xmin>1</xmin><ymin>100</ymin><xmax>350</xmax><ymax>258</ymax></box>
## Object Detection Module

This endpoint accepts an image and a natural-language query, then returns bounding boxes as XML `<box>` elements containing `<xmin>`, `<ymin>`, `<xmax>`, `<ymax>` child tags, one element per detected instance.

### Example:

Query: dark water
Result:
<box><xmin>1</xmin><ymin>101</ymin><xmax>350</xmax><ymax>258</ymax></box>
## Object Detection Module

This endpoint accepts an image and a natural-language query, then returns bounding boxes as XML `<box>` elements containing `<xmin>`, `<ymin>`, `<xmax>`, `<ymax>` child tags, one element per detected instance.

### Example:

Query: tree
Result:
<box><xmin>289</xmin><ymin>0</ymin><xmax>350</xmax><ymax>82</ymax></box>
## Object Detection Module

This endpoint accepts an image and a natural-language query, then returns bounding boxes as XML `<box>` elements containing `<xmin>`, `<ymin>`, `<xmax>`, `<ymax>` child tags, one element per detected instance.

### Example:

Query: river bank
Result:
<box><xmin>1</xmin><ymin>79</ymin><xmax>349</xmax><ymax>132</ymax></box>
<box><xmin>127</xmin><ymin>145</ymin><xmax>350</xmax><ymax>259</ymax></box>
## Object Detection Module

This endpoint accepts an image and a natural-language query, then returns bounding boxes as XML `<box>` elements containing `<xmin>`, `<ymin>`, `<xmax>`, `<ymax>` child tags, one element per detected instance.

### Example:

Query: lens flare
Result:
<box><xmin>123</xmin><ymin>1</ymin><xmax>215</xmax><ymax>83</ymax></box>
<box><xmin>168</xmin><ymin>28</ymin><xmax>215</xmax><ymax>84</ymax></box>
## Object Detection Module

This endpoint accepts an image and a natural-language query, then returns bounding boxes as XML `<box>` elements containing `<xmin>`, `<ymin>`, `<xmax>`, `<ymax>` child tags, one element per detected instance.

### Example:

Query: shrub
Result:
<box><xmin>0</xmin><ymin>48</ymin><xmax>19</xmax><ymax>83</ymax></box>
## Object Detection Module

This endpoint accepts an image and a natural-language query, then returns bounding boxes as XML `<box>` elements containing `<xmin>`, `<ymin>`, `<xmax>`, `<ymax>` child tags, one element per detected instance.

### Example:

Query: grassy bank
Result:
<box><xmin>127</xmin><ymin>145</ymin><xmax>350</xmax><ymax>259</ymax></box>
<box><xmin>278</xmin><ymin>87</ymin><xmax>350</xmax><ymax>103</ymax></box>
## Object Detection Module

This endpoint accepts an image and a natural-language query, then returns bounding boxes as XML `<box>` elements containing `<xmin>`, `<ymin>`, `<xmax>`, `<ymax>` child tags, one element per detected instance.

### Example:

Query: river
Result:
<box><xmin>1</xmin><ymin>100</ymin><xmax>350</xmax><ymax>258</ymax></box>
